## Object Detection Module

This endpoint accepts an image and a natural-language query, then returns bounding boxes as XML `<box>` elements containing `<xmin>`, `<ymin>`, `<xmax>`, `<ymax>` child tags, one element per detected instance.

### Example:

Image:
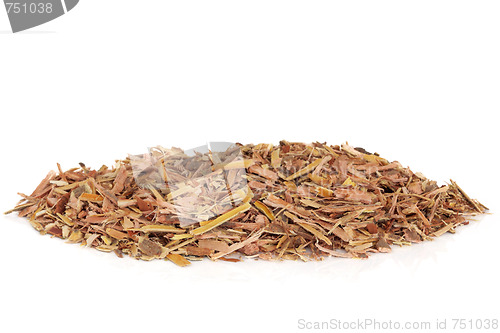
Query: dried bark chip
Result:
<box><xmin>376</xmin><ymin>237</ymin><xmax>391</xmax><ymax>253</ymax></box>
<box><xmin>54</xmin><ymin>193</ymin><xmax>70</xmax><ymax>214</ymax></box>
<box><xmin>166</xmin><ymin>253</ymin><xmax>191</xmax><ymax>267</ymax></box>
<box><xmin>242</xmin><ymin>243</ymin><xmax>260</xmax><ymax>256</ymax></box>
<box><xmin>186</xmin><ymin>246</ymin><xmax>212</xmax><ymax>257</ymax></box>
<box><xmin>404</xmin><ymin>229</ymin><xmax>422</xmax><ymax>243</ymax></box>
<box><xmin>47</xmin><ymin>226</ymin><xmax>63</xmax><ymax>238</ymax></box>
<box><xmin>198</xmin><ymin>239</ymin><xmax>230</xmax><ymax>253</ymax></box>
<box><xmin>366</xmin><ymin>223</ymin><xmax>378</xmax><ymax>234</ymax></box>
<box><xmin>138</xmin><ymin>238</ymin><xmax>162</xmax><ymax>257</ymax></box>
<box><xmin>136</xmin><ymin>197</ymin><xmax>154</xmax><ymax>212</ymax></box>
<box><xmin>106</xmin><ymin>228</ymin><xmax>128</xmax><ymax>240</ymax></box>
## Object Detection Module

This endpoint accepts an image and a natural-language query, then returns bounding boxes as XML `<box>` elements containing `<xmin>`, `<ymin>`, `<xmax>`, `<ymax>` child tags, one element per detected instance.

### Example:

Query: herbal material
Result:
<box><xmin>5</xmin><ymin>142</ymin><xmax>487</xmax><ymax>266</ymax></box>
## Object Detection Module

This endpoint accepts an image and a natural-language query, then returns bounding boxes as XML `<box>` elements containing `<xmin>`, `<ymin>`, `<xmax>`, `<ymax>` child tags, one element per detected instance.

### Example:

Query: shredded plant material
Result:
<box><xmin>5</xmin><ymin>141</ymin><xmax>488</xmax><ymax>266</ymax></box>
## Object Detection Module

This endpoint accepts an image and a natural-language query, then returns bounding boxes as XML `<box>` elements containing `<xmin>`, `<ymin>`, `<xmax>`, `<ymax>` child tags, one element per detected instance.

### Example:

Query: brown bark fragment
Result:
<box><xmin>138</xmin><ymin>238</ymin><xmax>162</xmax><ymax>257</ymax></box>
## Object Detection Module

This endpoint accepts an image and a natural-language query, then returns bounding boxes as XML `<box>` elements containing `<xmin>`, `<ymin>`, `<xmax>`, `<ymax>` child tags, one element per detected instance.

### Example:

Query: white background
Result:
<box><xmin>1</xmin><ymin>1</ymin><xmax>499</xmax><ymax>332</ymax></box>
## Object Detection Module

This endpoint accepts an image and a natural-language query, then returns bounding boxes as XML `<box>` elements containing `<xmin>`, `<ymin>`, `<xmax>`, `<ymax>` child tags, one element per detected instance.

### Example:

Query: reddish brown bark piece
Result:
<box><xmin>138</xmin><ymin>238</ymin><xmax>162</xmax><ymax>257</ymax></box>
<box><xmin>242</xmin><ymin>243</ymin><xmax>260</xmax><ymax>256</ymax></box>
<box><xmin>5</xmin><ymin>141</ymin><xmax>488</xmax><ymax>266</ymax></box>
<box><xmin>366</xmin><ymin>223</ymin><xmax>378</xmax><ymax>234</ymax></box>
